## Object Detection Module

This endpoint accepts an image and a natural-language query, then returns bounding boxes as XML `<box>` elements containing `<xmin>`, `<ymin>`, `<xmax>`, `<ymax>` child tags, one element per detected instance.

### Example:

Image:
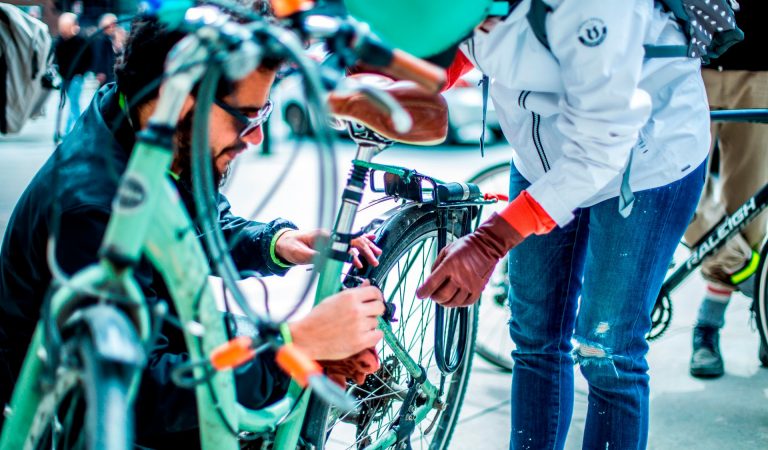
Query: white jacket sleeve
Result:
<box><xmin>524</xmin><ymin>0</ymin><xmax>653</xmax><ymax>226</ymax></box>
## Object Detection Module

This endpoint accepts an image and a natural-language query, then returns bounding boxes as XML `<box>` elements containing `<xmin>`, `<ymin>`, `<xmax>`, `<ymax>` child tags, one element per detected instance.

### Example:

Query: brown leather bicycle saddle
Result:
<box><xmin>328</xmin><ymin>74</ymin><xmax>448</xmax><ymax>145</ymax></box>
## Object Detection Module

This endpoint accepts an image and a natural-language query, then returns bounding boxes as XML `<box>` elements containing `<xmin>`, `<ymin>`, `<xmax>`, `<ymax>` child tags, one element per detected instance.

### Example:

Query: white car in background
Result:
<box><xmin>272</xmin><ymin>64</ymin><xmax>501</xmax><ymax>145</ymax></box>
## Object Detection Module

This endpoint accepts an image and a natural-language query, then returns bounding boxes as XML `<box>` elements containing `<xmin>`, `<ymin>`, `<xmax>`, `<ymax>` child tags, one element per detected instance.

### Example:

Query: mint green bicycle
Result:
<box><xmin>0</xmin><ymin>2</ymin><xmax>490</xmax><ymax>449</ymax></box>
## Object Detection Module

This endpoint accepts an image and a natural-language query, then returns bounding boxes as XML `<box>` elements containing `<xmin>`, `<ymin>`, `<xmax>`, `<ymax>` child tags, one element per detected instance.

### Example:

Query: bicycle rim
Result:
<box><xmin>26</xmin><ymin>338</ymin><xmax>132</xmax><ymax>450</ymax></box>
<box><xmin>755</xmin><ymin>242</ymin><xmax>768</xmax><ymax>349</ymax></box>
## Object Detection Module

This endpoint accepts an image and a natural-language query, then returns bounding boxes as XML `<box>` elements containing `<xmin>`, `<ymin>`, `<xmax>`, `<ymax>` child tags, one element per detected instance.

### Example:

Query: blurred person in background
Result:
<box><xmin>686</xmin><ymin>0</ymin><xmax>768</xmax><ymax>378</ymax></box>
<box><xmin>53</xmin><ymin>12</ymin><xmax>91</xmax><ymax>133</ymax></box>
<box><xmin>90</xmin><ymin>13</ymin><xmax>119</xmax><ymax>86</ymax></box>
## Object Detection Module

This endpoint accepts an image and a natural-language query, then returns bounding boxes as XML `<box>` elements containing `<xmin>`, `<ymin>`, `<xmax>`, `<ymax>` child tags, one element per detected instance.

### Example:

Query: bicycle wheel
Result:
<box><xmin>302</xmin><ymin>210</ymin><xmax>478</xmax><ymax>450</ymax></box>
<box><xmin>467</xmin><ymin>161</ymin><xmax>515</xmax><ymax>371</ymax></box>
<box><xmin>27</xmin><ymin>330</ymin><xmax>135</xmax><ymax>450</ymax></box>
<box><xmin>752</xmin><ymin>241</ymin><xmax>768</xmax><ymax>364</ymax></box>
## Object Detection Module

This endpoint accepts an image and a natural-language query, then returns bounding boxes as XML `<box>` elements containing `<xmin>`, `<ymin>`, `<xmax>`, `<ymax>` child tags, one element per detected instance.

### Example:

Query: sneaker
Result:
<box><xmin>690</xmin><ymin>325</ymin><xmax>724</xmax><ymax>378</ymax></box>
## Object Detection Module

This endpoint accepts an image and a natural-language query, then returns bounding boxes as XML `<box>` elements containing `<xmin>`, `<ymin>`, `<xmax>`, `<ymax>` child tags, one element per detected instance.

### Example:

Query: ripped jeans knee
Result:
<box><xmin>573</xmin><ymin>338</ymin><xmax>619</xmax><ymax>376</ymax></box>
<box><xmin>573</xmin><ymin>322</ymin><xmax>623</xmax><ymax>386</ymax></box>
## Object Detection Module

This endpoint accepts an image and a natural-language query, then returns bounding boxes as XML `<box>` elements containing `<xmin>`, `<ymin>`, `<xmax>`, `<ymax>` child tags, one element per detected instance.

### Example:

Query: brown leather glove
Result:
<box><xmin>319</xmin><ymin>347</ymin><xmax>380</xmax><ymax>388</ymax></box>
<box><xmin>416</xmin><ymin>213</ymin><xmax>524</xmax><ymax>308</ymax></box>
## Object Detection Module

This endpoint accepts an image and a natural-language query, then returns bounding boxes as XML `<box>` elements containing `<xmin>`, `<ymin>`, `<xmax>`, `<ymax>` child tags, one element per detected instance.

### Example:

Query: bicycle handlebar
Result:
<box><xmin>381</xmin><ymin>49</ymin><xmax>446</xmax><ymax>94</ymax></box>
<box><xmin>207</xmin><ymin>337</ymin><xmax>356</xmax><ymax>413</ymax></box>
<box><xmin>300</xmin><ymin>13</ymin><xmax>446</xmax><ymax>93</ymax></box>
<box><xmin>710</xmin><ymin>108</ymin><xmax>768</xmax><ymax>123</ymax></box>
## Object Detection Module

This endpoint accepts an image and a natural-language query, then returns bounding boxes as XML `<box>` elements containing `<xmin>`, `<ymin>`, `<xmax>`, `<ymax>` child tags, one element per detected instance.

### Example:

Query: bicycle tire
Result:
<box><xmin>466</xmin><ymin>161</ymin><xmax>515</xmax><ymax>371</ymax></box>
<box><xmin>302</xmin><ymin>208</ymin><xmax>478</xmax><ymax>450</ymax></box>
<box><xmin>26</xmin><ymin>334</ymin><xmax>134</xmax><ymax>450</ymax></box>
<box><xmin>753</xmin><ymin>240</ymin><xmax>768</xmax><ymax>363</ymax></box>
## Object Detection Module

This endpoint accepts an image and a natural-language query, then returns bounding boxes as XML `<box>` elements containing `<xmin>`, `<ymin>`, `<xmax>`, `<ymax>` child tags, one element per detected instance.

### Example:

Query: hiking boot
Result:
<box><xmin>690</xmin><ymin>325</ymin><xmax>724</xmax><ymax>378</ymax></box>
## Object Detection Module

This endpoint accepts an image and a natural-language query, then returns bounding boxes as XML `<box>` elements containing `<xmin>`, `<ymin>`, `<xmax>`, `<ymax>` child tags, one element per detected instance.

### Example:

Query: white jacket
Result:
<box><xmin>460</xmin><ymin>0</ymin><xmax>710</xmax><ymax>226</ymax></box>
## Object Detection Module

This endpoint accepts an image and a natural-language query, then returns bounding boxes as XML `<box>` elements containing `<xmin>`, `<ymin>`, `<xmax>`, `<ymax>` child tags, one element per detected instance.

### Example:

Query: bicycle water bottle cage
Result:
<box><xmin>329</xmin><ymin>73</ymin><xmax>449</xmax><ymax>146</ymax></box>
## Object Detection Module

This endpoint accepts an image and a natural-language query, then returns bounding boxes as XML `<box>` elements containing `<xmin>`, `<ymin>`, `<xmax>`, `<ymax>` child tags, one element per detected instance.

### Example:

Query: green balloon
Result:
<box><xmin>345</xmin><ymin>0</ymin><xmax>492</xmax><ymax>57</ymax></box>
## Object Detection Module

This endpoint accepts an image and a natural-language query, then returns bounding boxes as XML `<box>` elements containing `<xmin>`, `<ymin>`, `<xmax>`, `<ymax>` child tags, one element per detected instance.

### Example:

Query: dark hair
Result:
<box><xmin>114</xmin><ymin>17</ymin><xmax>186</xmax><ymax>105</ymax></box>
<box><xmin>115</xmin><ymin>8</ymin><xmax>283</xmax><ymax>108</ymax></box>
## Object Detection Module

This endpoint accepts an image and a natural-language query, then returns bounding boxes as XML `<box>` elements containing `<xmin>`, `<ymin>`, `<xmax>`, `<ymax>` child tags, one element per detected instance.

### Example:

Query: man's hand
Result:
<box><xmin>275</xmin><ymin>229</ymin><xmax>381</xmax><ymax>268</ymax></box>
<box><xmin>95</xmin><ymin>73</ymin><xmax>106</xmax><ymax>84</ymax></box>
<box><xmin>415</xmin><ymin>213</ymin><xmax>524</xmax><ymax>308</ymax></box>
<box><xmin>289</xmin><ymin>285</ymin><xmax>385</xmax><ymax>360</ymax></box>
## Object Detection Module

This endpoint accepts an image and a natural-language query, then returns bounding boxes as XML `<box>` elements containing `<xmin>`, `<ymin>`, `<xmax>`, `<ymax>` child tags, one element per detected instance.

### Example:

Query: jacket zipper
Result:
<box><xmin>531</xmin><ymin>112</ymin><xmax>550</xmax><ymax>172</ymax></box>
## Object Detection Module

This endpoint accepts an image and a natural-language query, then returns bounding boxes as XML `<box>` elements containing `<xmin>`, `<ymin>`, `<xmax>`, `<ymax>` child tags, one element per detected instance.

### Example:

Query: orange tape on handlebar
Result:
<box><xmin>270</xmin><ymin>0</ymin><xmax>313</xmax><ymax>18</ymax></box>
<box><xmin>210</xmin><ymin>336</ymin><xmax>256</xmax><ymax>371</ymax></box>
<box><xmin>276</xmin><ymin>343</ymin><xmax>323</xmax><ymax>387</ymax></box>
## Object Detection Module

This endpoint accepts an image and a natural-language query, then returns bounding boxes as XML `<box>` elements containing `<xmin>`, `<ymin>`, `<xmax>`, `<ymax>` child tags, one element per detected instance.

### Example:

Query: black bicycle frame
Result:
<box><xmin>660</xmin><ymin>183</ymin><xmax>768</xmax><ymax>296</ymax></box>
<box><xmin>658</xmin><ymin>108</ymin><xmax>768</xmax><ymax>297</ymax></box>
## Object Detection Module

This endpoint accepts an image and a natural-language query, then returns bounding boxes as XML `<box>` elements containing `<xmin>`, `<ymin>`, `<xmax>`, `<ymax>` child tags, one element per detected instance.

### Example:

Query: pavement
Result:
<box><xmin>1</xmin><ymin>83</ymin><xmax>767</xmax><ymax>449</ymax></box>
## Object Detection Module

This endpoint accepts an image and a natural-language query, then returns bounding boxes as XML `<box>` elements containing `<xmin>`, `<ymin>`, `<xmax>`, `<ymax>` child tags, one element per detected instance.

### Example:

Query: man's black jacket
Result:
<box><xmin>0</xmin><ymin>85</ymin><xmax>294</xmax><ymax>447</ymax></box>
<box><xmin>90</xmin><ymin>33</ymin><xmax>117</xmax><ymax>84</ymax></box>
<box><xmin>53</xmin><ymin>34</ymin><xmax>92</xmax><ymax>80</ymax></box>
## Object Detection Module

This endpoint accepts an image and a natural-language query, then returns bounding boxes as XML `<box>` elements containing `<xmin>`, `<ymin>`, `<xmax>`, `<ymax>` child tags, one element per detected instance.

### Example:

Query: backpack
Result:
<box><xmin>0</xmin><ymin>4</ymin><xmax>59</xmax><ymax>135</ymax></box>
<box><xmin>527</xmin><ymin>0</ymin><xmax>744</xmax><ymax>62</ymax></box>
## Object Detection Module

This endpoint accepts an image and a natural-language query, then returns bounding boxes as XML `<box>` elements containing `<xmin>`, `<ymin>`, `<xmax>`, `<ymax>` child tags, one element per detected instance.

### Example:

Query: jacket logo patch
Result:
<box><xmin>578</xmin><ymin>18</ymin><xmax>607</xmax><ymax>47</ymax></box>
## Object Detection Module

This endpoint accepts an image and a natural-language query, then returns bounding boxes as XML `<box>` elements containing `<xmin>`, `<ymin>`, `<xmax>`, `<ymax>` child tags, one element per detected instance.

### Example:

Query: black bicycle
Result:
<box><xmin>469</xmin><ymin>109</ymin><xmax>768</xmax><ymax>371</ymax></box>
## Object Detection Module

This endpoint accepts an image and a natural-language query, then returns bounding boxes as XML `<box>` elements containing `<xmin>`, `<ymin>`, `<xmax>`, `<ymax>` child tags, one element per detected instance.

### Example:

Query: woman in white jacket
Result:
<box><xmin>350</xmin><ymin>0</ymin><xmax>710</xmax><ymax>448</ymax></box>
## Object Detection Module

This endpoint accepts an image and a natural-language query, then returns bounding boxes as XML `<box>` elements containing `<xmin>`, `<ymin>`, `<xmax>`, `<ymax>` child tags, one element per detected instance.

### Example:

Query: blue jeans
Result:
<box><xmin>507</xmin><ymin>161</ymin><xmax>705</xmax><ymax>450</ymax></box>
<box><xmin>62</xmin><ymin>75</ymin><xmax>83</xmax><ymax>133</ymax></box>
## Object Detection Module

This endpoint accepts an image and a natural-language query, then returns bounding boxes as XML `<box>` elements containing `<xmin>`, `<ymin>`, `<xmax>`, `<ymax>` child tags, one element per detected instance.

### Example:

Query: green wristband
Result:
<box><xmin>269</xmin><ymin>228</ymin><xmax>294</xmax><ymax>269</ymax></box>
<box><xmin>279</xmin><ymin>322</ymin><xmax>293</xmax><ymax>344</ymax></box>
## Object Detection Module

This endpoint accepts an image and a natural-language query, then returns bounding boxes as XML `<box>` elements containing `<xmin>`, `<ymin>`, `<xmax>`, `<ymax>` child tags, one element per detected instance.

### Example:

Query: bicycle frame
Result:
<box><xmin>1</xmin><ymin>23</ymin><xmax>304</xmax><ymax>450</ymax></box>
<box><xmin>276</xmin><ymin>141</ymin><xmax>450</xmax><ymax>449</ymax></box>
<box><xmin>657</xmin><ymin>109</ymin><xmax>768</xmax><ymax>299</ymax></box>
<box><xmin>1</xmin><ymin>10</ymin><xmax>475</xmax><ymax>450</ymax></box>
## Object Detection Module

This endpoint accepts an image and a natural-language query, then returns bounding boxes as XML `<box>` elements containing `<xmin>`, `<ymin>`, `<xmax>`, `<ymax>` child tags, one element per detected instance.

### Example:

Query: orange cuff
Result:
<box><xmin>499</xmin><ymin>191</ymin><xmax>556</xmax><ymax>238</ymax></box>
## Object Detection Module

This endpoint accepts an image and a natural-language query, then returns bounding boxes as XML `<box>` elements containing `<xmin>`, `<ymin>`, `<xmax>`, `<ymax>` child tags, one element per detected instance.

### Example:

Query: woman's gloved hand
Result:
<box><xmin>415</xmin><ymin>213</ymin><xmax>523</xmax><ymax>307</ymax></box>
<box><xmin>416</xmin><ymin>191</ymin><xmax>556</xmax><ymax>308</ymax></box>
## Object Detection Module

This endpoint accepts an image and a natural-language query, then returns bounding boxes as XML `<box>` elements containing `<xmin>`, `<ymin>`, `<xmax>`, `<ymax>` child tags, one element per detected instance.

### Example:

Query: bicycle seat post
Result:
<box><xmin>324</xmin><ymin>124</ymin><xmax>389</xmax><ymax>271</ymax></box>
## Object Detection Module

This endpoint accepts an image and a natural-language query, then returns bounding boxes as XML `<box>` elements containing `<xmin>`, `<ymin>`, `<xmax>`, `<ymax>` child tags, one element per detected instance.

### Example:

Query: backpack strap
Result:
<box><xmin>642</xmin><ymin>44</ymin><xmax>689</xmax><ymax>58</ymax></box>
<box><xmin>527</xmin><ymin>0</ymin><xmax>552</xmax><ymax>51</ymax></box>
<box><xmin>528</xmin><ymin>0</ymin><xmax>693</xmax><ymax>58</ymax></box>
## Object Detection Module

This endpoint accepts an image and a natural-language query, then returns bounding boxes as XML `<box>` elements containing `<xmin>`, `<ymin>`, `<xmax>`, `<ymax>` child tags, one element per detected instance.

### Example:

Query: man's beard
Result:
<box><xmin>173</xmin><ymin>110</ymin><xmax>236</xmax><ymax>188</ymax></box>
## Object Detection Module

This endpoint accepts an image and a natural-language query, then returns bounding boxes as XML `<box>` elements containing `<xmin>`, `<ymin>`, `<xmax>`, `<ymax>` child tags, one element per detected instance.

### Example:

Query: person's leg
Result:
<box><xmin>686</xmin><ymin>69</ymin><xmax>737</xmax><ymax>378</ymax></box>
<box><xmin>690</xmin><ymin>283</ymin><xmax>731</xmax><ymax>377</ymax></box>
<box><xmin>65</xmin><ymin>75</ymin><xmax>84</xmax><ymax>133</ymax></box>
<box><xmin>508</xmin><ymin>163</ymin><xmax>589</xmax><ymax>450</ymax></box>
<box><xmin>690</xmin><ymin>69</ymin><xmax>768</xmax><ymax>374</ymax></box>
<box><xmin>717</xmin><ymin>70</ymin><xmax>768</xmax><ymax>261</ymax></box>
<box><xmin>576</xmin><ymin>162</ymin><xmax>705</xmax><ymax>450</ymax></box>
